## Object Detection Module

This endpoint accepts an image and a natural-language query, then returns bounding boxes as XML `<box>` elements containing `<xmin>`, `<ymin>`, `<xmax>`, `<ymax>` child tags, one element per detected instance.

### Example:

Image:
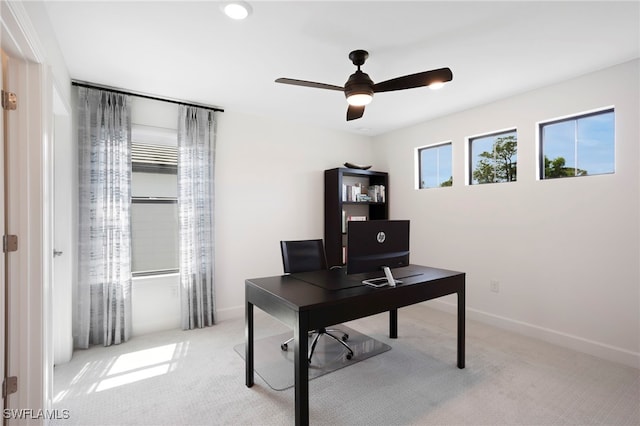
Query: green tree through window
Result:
<box><xmin>471</xmin><ymin>134</ymin><xmax>517</xmax><ymax>184</ymax></box>
<box><xmin>543</xmin><ymin>156</ymin><xmax>587</xmax><ymax>179</ymax></box>
<box><xmin>440</xmin><ymin>176</ymin><xmax>453</xmax><ymax>187</ymax></box>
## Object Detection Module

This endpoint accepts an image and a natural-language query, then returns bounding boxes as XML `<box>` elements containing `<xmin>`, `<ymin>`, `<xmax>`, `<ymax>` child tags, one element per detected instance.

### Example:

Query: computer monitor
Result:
<box><xmin>346</xmin><ymin>220</ymin><xmax>410</xmax><ymax>275</ymax></box>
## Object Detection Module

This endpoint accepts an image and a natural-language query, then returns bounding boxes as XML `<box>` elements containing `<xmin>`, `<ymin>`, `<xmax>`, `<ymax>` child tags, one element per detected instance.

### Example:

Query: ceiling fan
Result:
<box><xmin>275</xmin><ymin>49</ymin><xmax>453</xmax><ymax>121</ymax></box>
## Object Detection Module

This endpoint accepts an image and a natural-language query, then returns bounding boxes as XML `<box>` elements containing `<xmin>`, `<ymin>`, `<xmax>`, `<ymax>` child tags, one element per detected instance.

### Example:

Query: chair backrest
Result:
<box><xmin>280</xmin><ymin>239</ymin><xmax>328</xmax><ymax>274</ymax></box>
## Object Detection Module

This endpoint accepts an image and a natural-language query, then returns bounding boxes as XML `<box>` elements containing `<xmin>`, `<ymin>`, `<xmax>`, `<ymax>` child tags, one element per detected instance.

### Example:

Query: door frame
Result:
<box><xmin>1</xmin><ymin>37</ymin><xmax>6</xmax><ymax>420</ymax></box>
<box><xmin>1</xmin><ymin>1</ymin><xmax>54</xmax><ymax>420</ymax></box>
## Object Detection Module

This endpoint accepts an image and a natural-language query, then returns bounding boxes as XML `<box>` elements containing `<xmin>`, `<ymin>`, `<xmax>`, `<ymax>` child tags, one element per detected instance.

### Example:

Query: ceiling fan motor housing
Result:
<box><xmin>344</xmin><ymin>70</ymin><xmax>374</xmax><ymax>100</ymax></box>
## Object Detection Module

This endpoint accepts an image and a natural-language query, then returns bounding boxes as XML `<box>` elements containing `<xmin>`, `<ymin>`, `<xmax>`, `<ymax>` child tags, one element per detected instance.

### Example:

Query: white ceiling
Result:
<box><xmin>44</xmin><ymin>1</ymin><xmax>639</xmax><ymax>136</ymax></box>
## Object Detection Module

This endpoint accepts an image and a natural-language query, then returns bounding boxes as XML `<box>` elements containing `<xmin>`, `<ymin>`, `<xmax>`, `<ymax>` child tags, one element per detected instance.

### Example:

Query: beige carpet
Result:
<box><xmin>52</xmin><ymin>304</ymin><xmax>640</xmax><ymax>425</ymax></box>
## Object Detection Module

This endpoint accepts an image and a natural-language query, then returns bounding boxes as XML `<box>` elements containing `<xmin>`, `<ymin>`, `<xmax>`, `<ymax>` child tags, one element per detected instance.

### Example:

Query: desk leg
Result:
<box><xmin>457</xmin><ymin>289</ymin><xmax>465</xmax><ymax>369</ymax></box>
<box><xmin>389</xmin><ymin>309</ymin><xmax>398</xmax><ymax>338</ymax></box>
<box><xmin>245</xmin><ymin>301</ymin><xmax>254</xmax><ymax>387</ymax></box>
<box><xmin>294</xmin><ymin>312</ymin><xmax>309</xmax><ymax>426</ymax></box>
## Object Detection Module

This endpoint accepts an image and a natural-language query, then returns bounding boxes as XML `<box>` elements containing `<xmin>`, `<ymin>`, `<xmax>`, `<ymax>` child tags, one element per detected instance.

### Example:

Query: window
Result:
<box><xmin>418</xmin><ymin>142</ymin><xmax>452</xmax><ymax>188</ymax></box>
<box><xmin>131</xmin><ymin>125</ymin><xmax>179</xmax><ymax>276</ymax></box>
<box><xmin>539</xmin><ymin>108</ymin><xmax>614</xmax><ymax>179</ymax></box>
<box><xmin>469</xmin><ymin>129</ymin><xmax>517</xmax><ymax>185</ymax></box>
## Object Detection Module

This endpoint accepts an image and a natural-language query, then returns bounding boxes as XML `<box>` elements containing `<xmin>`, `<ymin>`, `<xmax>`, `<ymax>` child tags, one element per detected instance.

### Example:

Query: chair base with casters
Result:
<box><xmin>281</xmin><ymin>327</ymin><xmax>354</xmax><ymax>363</ymax></box>
<box><xmin>279</xmin><ymin>239</ymin><xmax>355</xmax><ymax>364</ymax></box>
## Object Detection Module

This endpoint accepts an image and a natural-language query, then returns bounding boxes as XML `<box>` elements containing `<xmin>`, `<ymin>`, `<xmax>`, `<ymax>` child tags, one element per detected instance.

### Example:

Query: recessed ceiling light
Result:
<box><xmin>428</xmin><ymin>82</ymin><xmax>446</xmax><ymax>90</ymax></box>
<box><xmin>223</xmin><ymin>2</ymin><xmax>252</xmax><ymax>20</ymax></box>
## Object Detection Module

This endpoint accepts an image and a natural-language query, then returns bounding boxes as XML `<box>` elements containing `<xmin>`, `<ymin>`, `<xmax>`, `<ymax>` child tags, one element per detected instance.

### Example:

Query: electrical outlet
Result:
<box><xmin>490</xmin><ymin>280</ymin><xmax>500</xmax><ymax>293</ymax></box>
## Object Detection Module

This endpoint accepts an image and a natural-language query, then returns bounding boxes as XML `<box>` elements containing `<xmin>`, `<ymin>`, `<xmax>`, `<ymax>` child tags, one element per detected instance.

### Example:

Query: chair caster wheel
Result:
<box><xmin>346</xmin><ymin>353</ymin><xmax>353</xmax><ymax>360</ymax></box>
<box><xmin>281</xmin><ymin>343</ymin><xmax>288</xmax><ymax>351</ymax></box>
<box><xmin>342</xmin><ymin>334</ymin><xmax>349</xmax><ymax>342</ymax></box>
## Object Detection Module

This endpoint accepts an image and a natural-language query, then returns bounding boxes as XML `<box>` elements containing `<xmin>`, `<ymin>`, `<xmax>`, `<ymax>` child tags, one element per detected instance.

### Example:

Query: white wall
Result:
<box><xmin>131</xmin><ymin>273</ymin><xmax>180</xmax><ymax>335</ymax></box>
<box><xmin>372</xmin><ymin>60</ymin><xmax>640</xmax><ymax>368</ymax></box>
<box><xmin>52</xmin><ymin>104</ymin><xmax>74</xmax><ymax>365</ymax></box>
<box><xmin>215</xmin><ymin>111</ymin><xmax>374</xmax><ymax>319</ymax></box>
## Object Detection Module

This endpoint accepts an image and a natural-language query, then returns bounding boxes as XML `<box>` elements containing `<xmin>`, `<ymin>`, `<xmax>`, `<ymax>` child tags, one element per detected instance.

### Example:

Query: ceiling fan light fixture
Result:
<box><xmin>345</xmin><ymin>69</ymin><xmax>374</xmax><ymax>106</ymax></box>
<box><xmin>347</xmin><ymin>93</ymin><xmax>373</xmax><ymax>106</ymax></box>
<box><xmin>222</xmin><ymin>1</ymin><xmax>252</xmax><ymax>20</ymax></box>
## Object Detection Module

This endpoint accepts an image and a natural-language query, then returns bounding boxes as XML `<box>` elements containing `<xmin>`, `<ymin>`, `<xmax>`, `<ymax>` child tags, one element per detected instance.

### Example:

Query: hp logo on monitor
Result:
<box><xmin>376</xmin><ymin>231</ymin><xmax>386</xmax><ymax>243</ymax></box>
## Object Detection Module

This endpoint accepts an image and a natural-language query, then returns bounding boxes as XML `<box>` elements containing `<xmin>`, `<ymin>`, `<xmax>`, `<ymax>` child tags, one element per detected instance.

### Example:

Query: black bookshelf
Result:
<box><xmin>324</xmin><ymin>167</ymin><xmax>389</xmax><ymax>267</ymax></box>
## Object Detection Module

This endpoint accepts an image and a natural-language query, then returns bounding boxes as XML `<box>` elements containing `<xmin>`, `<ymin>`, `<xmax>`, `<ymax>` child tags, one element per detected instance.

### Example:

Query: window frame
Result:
<box><xmin>416</xmin><ymin>141</ymin><xmax>453</xmax><ymax>189</ymax></box>
<box><xmin>537</xmin><ymin>107</ymin><xmax>615</xmax><ymax>180</ymax></box>
<box><xmin>467</xmin><ymin>128</ymin><xmax>518</xmax><ymax>185</ymax></box>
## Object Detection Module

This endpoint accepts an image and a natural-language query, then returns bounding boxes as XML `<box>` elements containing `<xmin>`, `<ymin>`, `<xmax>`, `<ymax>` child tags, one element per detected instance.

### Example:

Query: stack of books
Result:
<box><xmin>342</xmin><ymin>183</ymin><xmax>386</xmax><ymax>202</ymax></box>
<box><xmin>368</xmin><ymin>185</ymin><xmax>385</xmax><ymax>202</ymax></box>
<box><xmin>341</xmin><ymin>210</ymin><xmax>367</xmax><ymax>233</ymax></box>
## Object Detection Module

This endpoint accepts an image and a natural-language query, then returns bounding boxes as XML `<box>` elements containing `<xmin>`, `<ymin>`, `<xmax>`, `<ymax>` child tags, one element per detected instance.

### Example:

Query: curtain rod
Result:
<box><xmin>71</xmin><ymin>80</ymin><xmax>224</xmax><ymax>113</ymax></box>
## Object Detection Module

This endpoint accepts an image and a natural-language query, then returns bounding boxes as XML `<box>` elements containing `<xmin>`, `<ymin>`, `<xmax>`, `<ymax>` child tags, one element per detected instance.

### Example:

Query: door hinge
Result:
<box><xmin>3</xmin><ymin>235</ymin><xmax>18</xmax><ymax>253</ymax></box>
<box><xmin>1</xmin><ymin>90</ymin><xmax>17</xmax><ymax>111</ymax></box>
<box><xmin>2</xmin><ymin>376</ymin><xmax>17</xmax><ymax>397</ymax></box>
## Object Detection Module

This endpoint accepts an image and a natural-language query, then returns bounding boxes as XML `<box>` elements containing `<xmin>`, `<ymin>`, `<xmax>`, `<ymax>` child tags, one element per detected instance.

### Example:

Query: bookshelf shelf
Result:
<box><xmin>342</xmin><ymin>201</ymin><xmax>386</xmax><ymax>205</ymax></box>
<box><xmin>324</xmin><ymin>167</ymin><xmax>389</xmax><ymax>267</ymax></box>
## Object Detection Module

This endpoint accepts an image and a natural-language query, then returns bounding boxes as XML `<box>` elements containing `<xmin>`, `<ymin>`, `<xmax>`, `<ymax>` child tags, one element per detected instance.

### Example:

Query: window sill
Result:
<box><xmin>132</xmin><ymin>271</ymin><xmax>179</xmax><ymax>282</ymax></box>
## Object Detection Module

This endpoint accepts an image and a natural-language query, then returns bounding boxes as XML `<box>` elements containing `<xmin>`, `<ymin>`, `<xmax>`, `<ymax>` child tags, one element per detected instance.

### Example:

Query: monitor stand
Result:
<box><xmin>382</xmin><ymin>266</ymin><xmax>397</xmax><ymax>287</ymax></box>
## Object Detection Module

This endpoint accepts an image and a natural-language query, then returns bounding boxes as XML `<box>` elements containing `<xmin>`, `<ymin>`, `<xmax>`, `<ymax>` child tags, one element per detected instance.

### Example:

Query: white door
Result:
<box><xmin>52</xmin><ymin>91</ymin><xmax>73</xmax><ymax>365</ymax></box>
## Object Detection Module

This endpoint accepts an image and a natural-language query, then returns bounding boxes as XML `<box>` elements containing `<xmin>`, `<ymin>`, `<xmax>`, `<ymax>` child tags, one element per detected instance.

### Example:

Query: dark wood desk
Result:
<box><xmin>245</xmin><ymin>265</ymin><xmax>465</xmax><ymax>426</ymax></box>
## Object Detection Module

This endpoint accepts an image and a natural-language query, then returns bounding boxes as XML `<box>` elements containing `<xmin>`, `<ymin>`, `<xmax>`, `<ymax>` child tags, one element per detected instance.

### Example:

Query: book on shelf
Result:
<box><xmin>343</xmin><ymin>214</ymin><xmax>367</xmax><ymax>234</ymax></box>
<box><xmin>368</xmin><ymin>185</ymin><xmax>385</xmax><ymax>203</ymax></box>
<box><xmin>342</xmin><ymin>183</ymin><xmax>365</xmax><ymax>202</ymax></box>
<box><xmin>342</xmin><ymin>183</ymin><xmax>385</xmax><ymax>203</ymax></box>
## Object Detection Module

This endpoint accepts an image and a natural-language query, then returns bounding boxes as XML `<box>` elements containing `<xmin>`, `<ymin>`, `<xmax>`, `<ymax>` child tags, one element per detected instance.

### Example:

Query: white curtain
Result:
<box><xmin>76</xmin><ymin>87</ymin><xmax>132</xmax><ymax>348</ymax></box>
<box><xmin>178</xmin><ymin>105</ymin><xmax>217</xmax><ymax>329</ymax></box>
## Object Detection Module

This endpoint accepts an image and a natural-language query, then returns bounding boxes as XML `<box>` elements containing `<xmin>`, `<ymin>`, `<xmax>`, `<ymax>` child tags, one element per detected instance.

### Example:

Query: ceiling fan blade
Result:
<box><xmin>373</xmin><ymin>68</ymin><xmax>453</xmax><ymax>93</ymax></box>
<box><xmin>346</xmin><ymin>105</ymin><xmax>365</xmax><ymax>121</ymax></box>
<box><xmin>275</xmin><ymin>78</ymin><xmax>344</xmax><ymax>91</ymax></box>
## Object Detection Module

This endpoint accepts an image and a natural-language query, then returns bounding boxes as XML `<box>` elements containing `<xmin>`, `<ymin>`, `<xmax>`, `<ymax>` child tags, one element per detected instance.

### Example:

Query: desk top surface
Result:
<box><xmin>246</xmin><ymin>264</ymin><xmax>464</xmax><ymax>312</ymax></box>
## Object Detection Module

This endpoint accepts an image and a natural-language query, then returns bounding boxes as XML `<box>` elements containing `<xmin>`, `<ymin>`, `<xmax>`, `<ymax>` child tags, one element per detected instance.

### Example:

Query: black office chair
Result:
<box><xmin>280</xmin><ymin>239</ymin><xmax>354</xmax><ymax>363</ymax></box>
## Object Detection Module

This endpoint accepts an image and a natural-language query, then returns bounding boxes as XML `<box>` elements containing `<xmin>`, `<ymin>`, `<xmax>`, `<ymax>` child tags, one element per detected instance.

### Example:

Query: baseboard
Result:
<box><xmin>424</xmin><ymin>300</ymin><xmax>640</xmax><ymax>369</ymax></box>
<box><xmin>216</xmin><ymin>304</ymin><xmax>291</xmax><ymax>322</ymax></box>
<box><xmin>216</xmin><ymin>305</ymin><xmax>244</xmax><ymax>322</ymax></box>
